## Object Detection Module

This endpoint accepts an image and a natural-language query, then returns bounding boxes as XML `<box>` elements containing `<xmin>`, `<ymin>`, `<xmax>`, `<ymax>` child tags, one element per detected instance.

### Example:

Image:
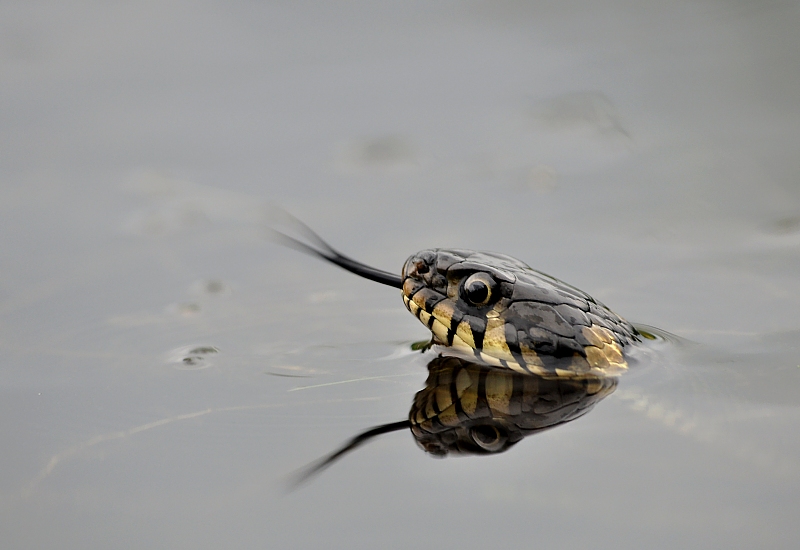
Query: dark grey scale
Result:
<box><xmin>606</xmin><ymin>320</ymin><xmax>635</xmax><ymax>336</ymax></box>
<box><xmin>588</xmin><ymin>302</ymin><xmax>617</xmax><ymax>322</ymax></box>
<box><xmin>610</xmin><ymin>324</ymin><xmax>637</xmax><ymax>344</ymax></box>
<box><xmin>510</xmin><ymin>274</ymin><xmax>592</xmax><ymax>311</ymax></box>
<box><xmin>585</xmin><ymin>312</ymin><xmax>615</xmax><ymax>332</ymax></box>
<box><xmin>466</xmin><ymin>251</ymin><xmax>531</xmax><ymax>273</ymax></box>
<box><xmin>518</xmin><ymin>326</ymin><xmax>564</xmax><ymax>357</ymax></box>
<box><xmin>585</xmin><ymin>308</ymin><xmax>623</xmax><ymax>334</ymax></box>
<box><xmin>553</xmin><ymin>288</ymin><xmax>597</xmax><ymax>309</ymax></box>
<box><xmin>498</xmin><ymin>281</ymin><xmax>515</xmax><ymax>299</ymax></box>
<box><xmin>506</xmin><ymin>301</ymin><xmax>578</xmax><ymax>339</ymax></box>
<box><xmin>517</xmin><ymin>269</ymin><xmax>595</xmax><ymax>299</ymax></box>
<box><xmin>589</xmin><ymin>301</ymin><xmax>635</xmax><ymax>332</ymax></box>
<box><xmin>535</xmin><ymin>329</ymin><xmax>584</xmax><ymax>356</ymax></box>
<box><xmin>536</xmin><ymin>271</ymin><xmax>598</xmax><ymax>300</ymax></box>
<box><xmin>435</xmin><ymin>250</ymin><xmax>470</xmax><ymax>273</ymax></box>
<box><xmin>512</xmin><ymin>317</ymin><xmax>585</xmax><ymax>357</ymax></box>
<box><xmin>552</xmin><ymin>303</ymin><xmax>592</xmax><ymax>327</ymax></box>
<box><xmin>448</xmin><ymin>261</ymin><xmax>515</xmax><ymax>283</ymax></box>
<box><xmin>613</xmin><ymin>323</ymin><xmax>639</xmax><ymax>345</ymax></box>
<box><xmin>545</xmin><ymin>274</ymin><xmax>591</xmax><ymax>295</ymax></box>
<box><xmin>586</xmin><ymin>302</ymin><xmax>638</xmax><ymax>344</ymax></box>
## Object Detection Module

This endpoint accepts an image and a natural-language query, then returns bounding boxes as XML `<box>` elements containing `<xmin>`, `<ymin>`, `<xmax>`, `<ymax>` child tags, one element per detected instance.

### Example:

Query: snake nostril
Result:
<box><xmin>416</xmin><ymin>262</ymin><xmax>429</xmax><ymax>275</ymax></box>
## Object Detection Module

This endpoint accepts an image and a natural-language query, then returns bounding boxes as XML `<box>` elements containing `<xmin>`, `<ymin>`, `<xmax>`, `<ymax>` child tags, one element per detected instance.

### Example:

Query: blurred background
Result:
<box><xmin>2</xmin><ymin>2</ymin><xmax>799</xmax><ymax>548</ymax></box>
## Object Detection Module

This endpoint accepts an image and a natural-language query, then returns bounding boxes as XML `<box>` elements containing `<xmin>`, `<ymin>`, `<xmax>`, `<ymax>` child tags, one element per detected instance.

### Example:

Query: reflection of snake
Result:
<box><xmin>410</xmin><ymin>356</ymin><xmax>617</xmax><ymax>456</ymax></box>
<box><xmin>275</xmin><ymin>213</ymin><xmax>641</xmax><ymax>375</ymax></box>
<box><xmin>292</xmin><ymin>355</ymin><xmax>617</xmax><ymax>483</ymax></box>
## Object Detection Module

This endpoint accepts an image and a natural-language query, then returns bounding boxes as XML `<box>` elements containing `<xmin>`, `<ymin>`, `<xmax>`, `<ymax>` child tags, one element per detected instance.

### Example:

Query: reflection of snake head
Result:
<box><xmin>402</xmin><ymin>249</ymin><xmax>639</xmax><ymax>376</ymax></box>
<box><xmin>409</xmin><ymin>356</ymin><xmax>617</xmax><ymax>457</ymax></box>
<box><xmin>290</xmin><ymin>355</ymin><xmax>619</xmax><ymax>485</ymax></box>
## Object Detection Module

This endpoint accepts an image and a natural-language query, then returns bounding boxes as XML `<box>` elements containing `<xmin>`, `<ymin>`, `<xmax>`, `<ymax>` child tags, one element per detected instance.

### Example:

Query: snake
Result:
<box><xmin>274</xmin><ymin>213</ymin><xmax>641</xmax><ymax>377</ymax></box>
<box><xmin>274</xmin><ymin>213</ymin><xmax>641</xmax><ymax>484</ymax></box>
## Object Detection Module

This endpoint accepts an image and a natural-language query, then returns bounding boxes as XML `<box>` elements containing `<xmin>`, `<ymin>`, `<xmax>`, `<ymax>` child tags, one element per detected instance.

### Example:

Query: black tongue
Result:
<box><xmin>269</xmin><ymin>208</ymin><xmax>403</xmax><ymax>289</ymax></box>
<box><xmin>287</xmin><ymin>420</ymin><xmax>411</xmax><ymax>488</ymax></box>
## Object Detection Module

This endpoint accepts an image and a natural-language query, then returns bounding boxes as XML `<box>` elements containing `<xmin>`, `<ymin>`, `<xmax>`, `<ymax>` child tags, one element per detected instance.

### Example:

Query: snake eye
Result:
<box><xmin>462</xmin><ymin>273</ymin><xmax>496</xmax><ymax>306</ymax></box>
<box><xmin>470</xmin><ymin>424</ymin><xmax>507</xmax><ymax>452</ymax></box>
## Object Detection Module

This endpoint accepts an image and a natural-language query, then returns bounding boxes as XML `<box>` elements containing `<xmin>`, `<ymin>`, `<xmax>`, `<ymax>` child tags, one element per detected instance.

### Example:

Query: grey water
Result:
<box><xmin>2</xmin><ymin>2</ymin><xmax>800</xmax><ymax>548</ymax></box>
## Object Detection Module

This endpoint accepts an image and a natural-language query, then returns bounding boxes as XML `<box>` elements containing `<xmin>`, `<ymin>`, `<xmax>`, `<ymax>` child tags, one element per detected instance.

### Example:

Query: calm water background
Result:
<box><xmin>2</xmin><ymin>2</ymin><xmax>799</xmax><ymax>548</ymax></box>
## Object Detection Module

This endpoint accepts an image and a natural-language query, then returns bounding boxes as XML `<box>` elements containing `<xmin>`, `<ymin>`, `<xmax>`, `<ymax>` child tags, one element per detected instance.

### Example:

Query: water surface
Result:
<box><xmin>2</xmin><ymin>2</ymin><xmax>799</xmax><ymax>548</ymax></box>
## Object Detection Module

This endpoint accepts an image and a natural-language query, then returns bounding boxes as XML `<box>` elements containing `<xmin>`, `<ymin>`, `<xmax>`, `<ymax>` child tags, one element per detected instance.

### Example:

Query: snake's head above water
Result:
<box><xmin>270</xmin><ymin>209</ymin><xmax>639</xmax><ymax>376</ymax></box>
<box><xmin>401</xmin><ymin>248</ymin><xmax>639</xmax><ymax>376</ymax></box>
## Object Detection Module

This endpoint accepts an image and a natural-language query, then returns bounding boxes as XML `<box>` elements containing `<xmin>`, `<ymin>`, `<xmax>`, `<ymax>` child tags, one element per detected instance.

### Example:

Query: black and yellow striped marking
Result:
<box><xmin>410</xmin><ymin>356</ymin><xmax>618</xmax><ymax>456</ymax></box>
<box><xmin>401</xmin><ymin>249</ymin><xmax>638</xmax><ymax>376</ymax></box>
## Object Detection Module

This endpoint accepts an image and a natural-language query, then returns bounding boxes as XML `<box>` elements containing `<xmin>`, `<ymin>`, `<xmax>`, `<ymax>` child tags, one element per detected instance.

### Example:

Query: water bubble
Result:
<box><xmin>168</xmin><ymin>345</ymin><xmax>219</xmax><ymax>370</ymax></box>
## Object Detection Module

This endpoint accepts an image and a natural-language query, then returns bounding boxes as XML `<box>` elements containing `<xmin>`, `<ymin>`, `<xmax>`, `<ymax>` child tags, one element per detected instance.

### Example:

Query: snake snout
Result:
<box><xmin>401</xmin><ymin>250</ymin><xmax>448</xmax><ymax>294</ymax></box>
<box><xmin>402</xmin><ymin>250</ymin><xmax>436</xmax><ymax>279</ymax></box>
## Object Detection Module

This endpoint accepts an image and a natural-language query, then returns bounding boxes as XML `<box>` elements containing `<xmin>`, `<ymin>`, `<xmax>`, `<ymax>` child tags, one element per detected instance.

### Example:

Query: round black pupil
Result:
<box><xmin>465</xmin><ymin>280</ymin><xmax>488</xmax><ymax>304</ymax></box>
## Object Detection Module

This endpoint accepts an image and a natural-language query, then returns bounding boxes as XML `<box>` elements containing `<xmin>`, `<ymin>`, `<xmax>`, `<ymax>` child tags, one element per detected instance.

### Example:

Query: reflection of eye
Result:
<box><xmin>462</xmin><ymin>273</ymin><xmax>496</xmax><ymax>306</ymax></box>
<box><xmin>470</xmin><ymin>424</ymin><xmax>507</xmax><ymax>451</ymax></box>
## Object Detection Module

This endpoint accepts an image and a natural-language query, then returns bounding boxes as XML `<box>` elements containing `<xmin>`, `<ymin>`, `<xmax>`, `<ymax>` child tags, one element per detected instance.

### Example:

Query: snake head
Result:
<box><xmin>401</xmin><ymin>248</ymin><xmax>516</xmax><ymax>347</ymax></box>
<box><xmin>401</xmin><ymin>249</ymin><xmax>637</xmax><ymax>376</ymax></box>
